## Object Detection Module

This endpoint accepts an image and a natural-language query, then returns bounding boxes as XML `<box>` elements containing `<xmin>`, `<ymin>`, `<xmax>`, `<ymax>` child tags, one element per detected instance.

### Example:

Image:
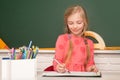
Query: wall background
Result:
<box><xmin>0</xmin><ymin>0</ymin><xmax>120</xmax><ymax>48</ymax></box>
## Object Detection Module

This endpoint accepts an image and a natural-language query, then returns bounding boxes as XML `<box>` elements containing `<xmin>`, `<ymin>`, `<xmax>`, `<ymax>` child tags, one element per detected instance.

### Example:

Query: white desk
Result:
<box><xmin>0</xmin><ymin>49</ymin><xmax>120</xmax><ymax>54</ymax></box>
<box><xmin>0</xmin><ymin>49</ymin><xmax>120</xmax><ymax>72</ymax></box>
<box><xmin>37</xmin><ymin>71</ymin><xmax>120</xmax><ymax>80</ymax></box>
<box><xmin>1</xmin><ymin>49</ymin><xmax>120</xmax><ymax>80</ymax></box>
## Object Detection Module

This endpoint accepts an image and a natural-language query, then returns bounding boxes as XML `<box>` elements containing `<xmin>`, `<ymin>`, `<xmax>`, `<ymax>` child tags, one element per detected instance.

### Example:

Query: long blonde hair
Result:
<box><xmin>64</xmin><ymin>5</ymin><xmax>90</xmax><ymax>69</ymax></box>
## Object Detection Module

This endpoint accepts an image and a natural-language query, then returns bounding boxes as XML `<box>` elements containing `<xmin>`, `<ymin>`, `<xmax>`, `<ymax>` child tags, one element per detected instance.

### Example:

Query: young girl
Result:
<box><xmin>53</xmin><ymin>5</ymin><xmax>98</xmax><ymax>73</ymax></box>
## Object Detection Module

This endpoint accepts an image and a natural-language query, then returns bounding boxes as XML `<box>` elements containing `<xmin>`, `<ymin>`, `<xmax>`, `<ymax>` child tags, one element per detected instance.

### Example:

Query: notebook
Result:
<box><xmin>42</xmin><ymin>71</ymin><xmax>101</xmax><ymax>77</ymax></box>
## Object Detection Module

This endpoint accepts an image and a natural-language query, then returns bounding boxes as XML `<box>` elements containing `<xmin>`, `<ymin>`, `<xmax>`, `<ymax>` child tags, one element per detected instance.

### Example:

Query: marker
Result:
<box><xmin>33</xmin><ymin>47</ymin><xmax>39</xmax><ymax>58</ymax></box>
<box><xmin>11</xmin><ymin>48</ymin><xmax>15</xmax><ymax>59</ymax></box>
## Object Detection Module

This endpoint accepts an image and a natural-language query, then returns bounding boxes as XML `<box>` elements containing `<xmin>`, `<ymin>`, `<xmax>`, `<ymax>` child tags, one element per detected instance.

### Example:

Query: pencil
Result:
<box><xmin>28</xmin><ymin>41</ymin><xmax>32</xmax><ymax>50</ymax></box>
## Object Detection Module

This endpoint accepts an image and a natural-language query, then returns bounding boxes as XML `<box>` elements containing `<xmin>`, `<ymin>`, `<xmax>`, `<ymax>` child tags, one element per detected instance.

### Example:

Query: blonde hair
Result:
<box><xmin>64</xmin><ymin>5</ymin><xmax>88</xmax><ymax>36</ymax></box>
<box><xmin>64</xmin><ymin>5</ymin><xmax>90</xmax><ymax>69</ymax></box>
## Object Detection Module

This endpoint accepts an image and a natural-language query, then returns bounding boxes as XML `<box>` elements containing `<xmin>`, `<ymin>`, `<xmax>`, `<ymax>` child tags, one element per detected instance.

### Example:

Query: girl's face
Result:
<box><xmin>67</xmin><ymin>12</ymin><xmax>84</xmax><ymax>37</ymax></box>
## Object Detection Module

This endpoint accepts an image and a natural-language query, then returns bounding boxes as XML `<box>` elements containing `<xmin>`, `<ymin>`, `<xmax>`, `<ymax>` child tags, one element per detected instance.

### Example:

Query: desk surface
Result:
<box><xmin>37</xmin><ymin>71</ymin><xmax>120</xmax><ymax>80</ymax></box>
<box><xmin>0</xmin><ymin>49</ymin><xmax>120</xmax><ymax>54</ymax></box>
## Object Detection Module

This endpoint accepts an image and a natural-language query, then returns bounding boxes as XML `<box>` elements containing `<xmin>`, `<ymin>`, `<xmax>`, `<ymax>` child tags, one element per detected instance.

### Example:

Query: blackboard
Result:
<box><xmin>0</xmin><ymin>0</ymin><xmax>120</xmax><ymax>48</ymax></box>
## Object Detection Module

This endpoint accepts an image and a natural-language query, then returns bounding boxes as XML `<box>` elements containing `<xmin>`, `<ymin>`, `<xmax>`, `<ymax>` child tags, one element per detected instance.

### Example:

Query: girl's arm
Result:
<box><xmin>53</xmin><ymin>35</ymin><xmax>65</xmax><ymax>71</ymax></box>
<box><xmin>86</xmin><ymin>40</ymin><xmax>98</xmax><ymax>72</ymax></box>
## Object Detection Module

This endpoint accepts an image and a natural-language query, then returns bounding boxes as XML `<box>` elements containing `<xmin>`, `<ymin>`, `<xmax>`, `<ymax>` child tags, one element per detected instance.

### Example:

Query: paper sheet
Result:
<box><xmin>42</xmin><ymin>71</ymin><xmax>101</xmax><ymax>77</ymax></box>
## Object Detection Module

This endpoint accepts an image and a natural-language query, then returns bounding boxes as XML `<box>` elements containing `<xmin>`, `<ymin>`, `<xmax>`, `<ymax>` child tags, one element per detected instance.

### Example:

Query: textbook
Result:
<box><xmin>42</xmin><ymin>71</ymin><xmax>101</xmax><ymax>77</ymax></box>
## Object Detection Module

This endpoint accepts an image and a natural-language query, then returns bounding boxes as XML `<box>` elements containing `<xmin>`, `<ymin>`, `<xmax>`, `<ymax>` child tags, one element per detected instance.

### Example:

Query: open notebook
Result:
<box><xmin>42</xmin><ymin>71</ymin><xmax>101</xmax><ymax>77</ymax></box>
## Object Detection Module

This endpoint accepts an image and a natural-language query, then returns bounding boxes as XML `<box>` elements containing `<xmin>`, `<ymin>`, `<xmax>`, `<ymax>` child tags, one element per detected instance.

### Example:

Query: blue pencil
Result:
<box><xmin>28</xmin><ymin>41</ymin><xmax>32</xmax><ymax>50</ymax></box>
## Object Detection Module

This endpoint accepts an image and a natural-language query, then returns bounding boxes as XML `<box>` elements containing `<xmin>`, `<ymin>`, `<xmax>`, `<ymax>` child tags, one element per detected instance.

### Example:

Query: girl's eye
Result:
<box><xmin>77</xmin><ymin>22</ymin><xmax>82</xmax><ymax>24</ymax></box>
<box><xmin>68</xmin><ymin>22</ymin><xmax>73</xmax><ymax>25</ymax></box>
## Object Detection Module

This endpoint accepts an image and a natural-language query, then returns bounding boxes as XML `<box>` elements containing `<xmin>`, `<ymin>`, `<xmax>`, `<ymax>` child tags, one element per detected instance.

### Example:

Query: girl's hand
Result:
<box><xmin>87</xmin><ymin>65</ymin><xmax>98</xmax><ymax>72</ymax></box>
<box><xmin>56</xmin><ymin>63</ymin><xmax>66</xmax><ymax>73</ymax></box>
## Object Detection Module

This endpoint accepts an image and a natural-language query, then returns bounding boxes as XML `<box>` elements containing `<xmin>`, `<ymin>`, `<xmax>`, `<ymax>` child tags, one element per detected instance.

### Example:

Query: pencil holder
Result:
<box><xmin>2</xmin><ymin>58</ymin><xmax>37</xmax><ymax>80</ymax></box>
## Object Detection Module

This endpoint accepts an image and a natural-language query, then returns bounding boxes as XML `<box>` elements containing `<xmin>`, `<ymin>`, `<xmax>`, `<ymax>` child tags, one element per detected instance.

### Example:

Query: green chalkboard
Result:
<box><xmin>0</xmin><ymin>0</ymin><xmax>120</xmax><ymax>48</ymax></box>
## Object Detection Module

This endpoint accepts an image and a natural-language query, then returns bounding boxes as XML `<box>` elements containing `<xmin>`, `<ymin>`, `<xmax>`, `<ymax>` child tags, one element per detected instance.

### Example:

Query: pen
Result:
<box><xmin>53</xmin><ymin>58</ymin><xmax>71</xmax><ymax>73</ymax></box>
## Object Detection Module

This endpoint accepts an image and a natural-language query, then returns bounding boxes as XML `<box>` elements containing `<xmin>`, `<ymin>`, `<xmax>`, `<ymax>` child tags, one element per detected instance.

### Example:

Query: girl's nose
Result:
<box><xmin>73</xmin><ymin>24</ymin><xmax>77</xmax><ymax>28</ymax></box>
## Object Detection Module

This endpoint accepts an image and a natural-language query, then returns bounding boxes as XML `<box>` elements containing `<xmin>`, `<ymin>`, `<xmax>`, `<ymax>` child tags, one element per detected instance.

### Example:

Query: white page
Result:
<box><xmin>42</xmin><ymin>71</ymin><xmax>101</xmax><ymax>77</ymax></box>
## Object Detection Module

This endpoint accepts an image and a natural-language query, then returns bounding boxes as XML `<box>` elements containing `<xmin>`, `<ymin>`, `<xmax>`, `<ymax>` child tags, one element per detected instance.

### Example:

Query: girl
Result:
<box><xmin>53</xmin><ymin>5</ymin><xmax>98</xmax><ymax>73</ymax></box>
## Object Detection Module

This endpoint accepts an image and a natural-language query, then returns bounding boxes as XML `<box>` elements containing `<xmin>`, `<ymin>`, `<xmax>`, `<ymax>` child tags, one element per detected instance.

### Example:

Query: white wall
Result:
<box><xmin>0</xmin><ymin>50</ymin><xmax>120</xmax><ymax>72</ymax></box>
<box><xmin>36</xmin><ymin>51</ymin><xmax>120</xmax><ymax>72</ymax></box>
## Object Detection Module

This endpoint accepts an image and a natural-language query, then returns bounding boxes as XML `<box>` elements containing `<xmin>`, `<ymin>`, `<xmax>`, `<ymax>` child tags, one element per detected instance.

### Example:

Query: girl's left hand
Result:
<box><xmin>87</xmin><ymin>65</ymin><xmax>98</xmax><ymax>72</ymax></box>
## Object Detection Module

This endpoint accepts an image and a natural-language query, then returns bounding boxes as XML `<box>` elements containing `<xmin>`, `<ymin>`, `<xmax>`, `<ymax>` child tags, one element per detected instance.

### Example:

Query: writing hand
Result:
<box><xmin>56</xmin><ymin>63</ymin><xmax>66</xmax><ymax>73</ymax></box>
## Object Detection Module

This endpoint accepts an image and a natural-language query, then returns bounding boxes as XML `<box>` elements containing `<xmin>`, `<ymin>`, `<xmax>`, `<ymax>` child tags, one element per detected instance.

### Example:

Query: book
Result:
<box><xmin>42</xmin><ymin>71</ymin><xmax>101</xmax><ymax>77</ymax></box>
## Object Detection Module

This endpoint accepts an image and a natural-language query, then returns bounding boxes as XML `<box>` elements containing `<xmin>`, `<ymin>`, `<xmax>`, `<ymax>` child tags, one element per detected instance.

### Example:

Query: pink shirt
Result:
<box><xmin>53</xmin><ymin>34</ymin><xmax>95</xmax><ymax>71</ymax></box>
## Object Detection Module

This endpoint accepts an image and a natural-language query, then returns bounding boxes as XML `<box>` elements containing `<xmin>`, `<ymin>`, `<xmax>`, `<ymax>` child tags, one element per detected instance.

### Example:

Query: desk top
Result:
<box><xmin>37</xmin><ymin>71</ymin><xmax>120</xmax><ymax>80</ymax></box>
<box><xmin>0</xmin><ymin>49</ymin><xmax>120</xmax><ymax>54</ymax></box>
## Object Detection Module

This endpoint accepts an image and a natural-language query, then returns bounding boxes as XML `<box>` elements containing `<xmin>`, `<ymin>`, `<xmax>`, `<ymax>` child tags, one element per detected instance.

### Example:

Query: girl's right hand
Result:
<box><xmin>56</xmin><ymin>63</ymin><xmax>66</xmax><ymax>73</ymax></box>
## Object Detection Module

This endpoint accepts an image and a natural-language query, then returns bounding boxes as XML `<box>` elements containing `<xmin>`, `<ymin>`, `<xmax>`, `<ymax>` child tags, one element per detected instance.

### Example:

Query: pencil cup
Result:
<box><xmin>2</xmin><ymin>58</ymin><xmax>37</xmax><ymax>80</ymax></box>
<box><xmin>2</xmin><ymin>57</ymin><xmax>11</xmax><ymax>80</ymax></box>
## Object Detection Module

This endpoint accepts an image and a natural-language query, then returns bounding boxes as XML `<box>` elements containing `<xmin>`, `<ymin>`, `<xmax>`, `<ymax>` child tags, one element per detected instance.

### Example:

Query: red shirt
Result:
<box><xmin>53</xmin><ymin>34</ymin><xmax>95</xmax><ymax>71</ymax></box>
